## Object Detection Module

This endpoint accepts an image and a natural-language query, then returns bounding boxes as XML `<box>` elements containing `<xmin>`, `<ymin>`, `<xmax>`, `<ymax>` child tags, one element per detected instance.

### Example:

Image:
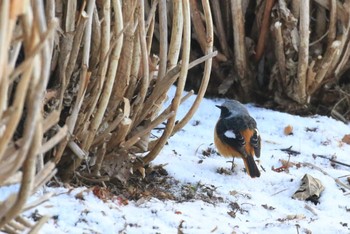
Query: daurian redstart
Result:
<box><xmin>214</xmin><ymin>100</ymin><xmax>261</xmax><ymax>178</ymax></box>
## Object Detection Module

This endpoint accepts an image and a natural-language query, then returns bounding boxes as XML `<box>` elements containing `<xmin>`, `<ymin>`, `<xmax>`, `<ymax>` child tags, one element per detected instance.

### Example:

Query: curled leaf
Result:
<box><xmin>292</xmin><ymin>174</ymin><xmax>325</xmax><ymax>205</ymax></box>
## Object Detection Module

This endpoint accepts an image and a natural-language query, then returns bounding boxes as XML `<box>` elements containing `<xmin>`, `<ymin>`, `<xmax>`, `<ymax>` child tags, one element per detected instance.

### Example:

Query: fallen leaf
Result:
<box><xmin>115</xmin><ymin>196</ymin><xmax>129</xmax><ymax>206</ymax></box>
<box><xmin>271</xmin><ymin>165</ymin><xmax>287</xmax><ymax>173</ymax></box>
<box><xmin>216</xmin><ymin>167</ymin><xmax>232</xmax><ymax>175</ymax></box>
<box><xmin>137</xmin><ymin>167</ymin><xmax>146</xmax><ymax>178</ymax></box>
<box><xmin>284</xmin><ymin>125</ymin><xmax>293</xmax><ymax>135</ymax></box>
<box><xmin>277</xmin><ymin>214</ymin><xmax>305</xmax><ymax>222</ymax></box>
<box><xmin>229</xmin><ymin>190</ymin><xmax>252</xmax><ymax>199</ymax></box>
<box><xmin>292</xmin><ymin>174</ymin><xmax>325</xmax><ymax>205</ymax></box>
<box><xmin>75</xmin><ymin>190</ymin><xmax>87</xmax><ymax>200</ymax></box>
<box><xmin>305</xmin><ymin>127</ymin><xmax>317</xmax><ymax>132</ymax></box>
<box><xmin>286</xmin><ymin>214</ymin><xmax>305</xmax><ymax>220</ymax></box>
<box><xmin>227</xmin><ymin>210</ymin><xmax>236</xmax><ymax>218</ymax></box>
<box><xmin>321</xmin><ymin>139</ymin><xmax>331</xmax><ymax>146</ymax></box>
<box><xmin>92</xmin><ymin>186</ymin><xmax>108</xmax><ymax>200</ymax></box>
<box><xmin>262</xmin><ymin>204</ymin><xmax>275</xmax><ymax>210</ymax></box>
<box><xmin>342</xmin><ymin>134</ymin><xmax>350</xmax><ymax>145</ymax></box>
<box><xmin>202</xmin><ymin>147</ymin><xmax>215</xmax><ymax>157</ymax></box>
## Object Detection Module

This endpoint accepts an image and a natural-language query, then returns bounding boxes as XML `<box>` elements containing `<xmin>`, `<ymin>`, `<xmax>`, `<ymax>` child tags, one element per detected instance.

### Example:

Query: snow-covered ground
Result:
<box><xmin>1</xmin><ymin>87</ymin><xmax>350</xmax><ymax>234</ymax></box>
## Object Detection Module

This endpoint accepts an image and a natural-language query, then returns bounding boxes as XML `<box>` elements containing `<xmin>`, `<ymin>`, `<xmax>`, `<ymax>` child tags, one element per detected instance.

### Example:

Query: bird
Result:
<box><xmin>214</xmin><ymin>100</ymin><xmax>261</xmax><ymax>178</ymax></box>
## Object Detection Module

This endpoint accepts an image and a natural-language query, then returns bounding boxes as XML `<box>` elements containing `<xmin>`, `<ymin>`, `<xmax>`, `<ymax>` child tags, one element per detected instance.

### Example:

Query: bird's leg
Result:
<box><xmin>230</xmin><ymin>158</ymin><xmax>235</xmax><ymax>171</ymax></box>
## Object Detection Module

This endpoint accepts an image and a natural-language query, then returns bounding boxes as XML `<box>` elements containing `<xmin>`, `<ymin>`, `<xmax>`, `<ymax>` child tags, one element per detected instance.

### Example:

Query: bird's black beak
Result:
<box><xmin>216</xmin><ymin>104</ymin><xmax>230</xmax><ymax>118</ymax></box>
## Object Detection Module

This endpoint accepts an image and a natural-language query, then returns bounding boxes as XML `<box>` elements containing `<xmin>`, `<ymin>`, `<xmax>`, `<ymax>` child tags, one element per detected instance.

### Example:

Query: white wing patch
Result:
<box><xmin>255</xmin><ymin>128</ymin><xmax>260</xmax><ymax>136</ymax></box>
<box><xmin>224</xmin><ymin>130</ymin><xmax>236</xmax><ymax>139</ymax></box>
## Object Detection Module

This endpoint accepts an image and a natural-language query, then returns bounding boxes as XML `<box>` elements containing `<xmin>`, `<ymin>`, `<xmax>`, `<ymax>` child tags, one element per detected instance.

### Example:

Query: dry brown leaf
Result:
<box><xmin>342</xmin><ymin>134</ymin><xmax>350</xmax><ymax>145</ymax></box>
<box><xmin>103</xmin><ymin>151</ymin><xmax>133</xmax><ymax>184</ymax></box>
<box><xmin>272</xmin><ymin>159</ymin><xmax>300</xmax><ymax>173</ymax></box>
<box><xmin>75</xmin><ymin>191</ymin><xmax>85</xmax><ymax>200</ymax></box>
<box><xmin>92</xmin><ymin>186</ymin><xmax>110</xmax><ymax>201</ymax></box>
<box><xmin>115</xmin><ymin>196</ymin><xmax>129</xmax><ymax>206</ymax></box>
<box><xmin>137</xmin><ymin>167</ymin><xmax>146</xmax><ymax>178</ymax></box>
<box><xmin>284</xmin><ymin>125</ymin><xmax>293</xmax><ymax>135</ymax></box>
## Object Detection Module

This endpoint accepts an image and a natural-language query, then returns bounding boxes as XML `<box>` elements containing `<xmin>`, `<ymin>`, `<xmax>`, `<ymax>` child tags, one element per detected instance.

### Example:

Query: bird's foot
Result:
<box><xmin>227</xmin><ymin>160</ymin><xmax>236</xmax><ymax>171</ymax></box>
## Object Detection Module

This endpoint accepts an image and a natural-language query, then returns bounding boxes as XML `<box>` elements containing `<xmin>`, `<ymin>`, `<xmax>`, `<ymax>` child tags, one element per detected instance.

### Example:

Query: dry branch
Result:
<box><xmin>157</xmin><ymin>0</ymin><xmax>168</xmax><ymax>80</ymax></box>
<box><xmin>229</xmin><ymin>0</ymin><xmax>256</xmax><ymax>101</ymax></box>
<box><xmin>109</xmin><ymin>1</ymin><xmax>137</xmax><ymax>108</ymax></box>
<box><xmin>272</xmin><ymin>21</ymin><xmax>287</xmax><ymax>87</ymax></box>
<box><xmin>129</xmin><ymin>0</ymin><xmax>150</xmax><ymax>125</ymax></box>
<box><xmin>327</xmin><ymin>0</ymin><xmax>337</xmax><ymax>46</ymax></box>
<box><xmin>172</xmin><ymin>0</ymin><xmax>214</xmax><ymax>135</ymax></box>
<box><xmin>231</xmin><ymin>0</ymin><xmax>248</xmax><ymax>80</ymax></box>
<box><xmin>211</xmin><ymin>1</ymin><xmax>230</xmax><ymax>58</ymax></box>
<box><xmin>255</xmin><ymin>0</ymin><xmax>276</xmax><ymax>62</ymax></box>
<box><xmin>309</xmin><ymin>41</ymin><xmax>341</xmax><ymax>94</ymax></box>
<box><xmin>295</xmin><ymin>0</ymin><xmax>309</xmax><ymax>104</ymax></box>
<box><xmin>140</xmin><ymin>0</ymin><xmax>192</xmax><ymax>165</ymax></box>
<box><xmin>168</xmin><ymin>0</ymin><xmax>183</xmax><ymax>70</ymax></box>
<box><xmin>46</xmin><ymin>0</ymin><xmax>215</xmax><ymax>187</ymax></box>
<box><xmin>0</xmin><ymin>1</ymin><xmax>60</xmax><ymax>231</ymax></box>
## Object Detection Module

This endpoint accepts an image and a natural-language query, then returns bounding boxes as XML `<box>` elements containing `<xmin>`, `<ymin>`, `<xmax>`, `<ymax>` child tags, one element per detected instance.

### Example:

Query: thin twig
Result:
<box><xmin>302</xmin><ymin>162</ymin><xmax>350</xmax><ymax>191</ymax></box>
<box><xmin>271</xmin><ymin>188</ymin><xmax>288</xmax><ymax>196</ymax></box>
<box><xmin>313</xmin><ymin>154</ymin><xmax>350</xmax><ymax>168</ymax></box>
<box><xmin>304</xmin><ymin>204</ymin><xmax>318</xmax><ymax>216</ymax></box>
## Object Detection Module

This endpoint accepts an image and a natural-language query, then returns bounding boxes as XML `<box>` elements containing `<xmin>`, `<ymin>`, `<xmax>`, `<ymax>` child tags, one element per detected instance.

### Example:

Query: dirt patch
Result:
<box><xmin>103</xmin><ymin>164</ymin><xmax>225</xmax><ymax>205</ymax></box>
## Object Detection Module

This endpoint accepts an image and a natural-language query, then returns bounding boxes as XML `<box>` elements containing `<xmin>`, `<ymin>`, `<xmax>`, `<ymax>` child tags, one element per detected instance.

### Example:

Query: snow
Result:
<box><xmin>1</xmin><ymin>86</ymin><xmax>350</xmax><ymax>233</ymax></box>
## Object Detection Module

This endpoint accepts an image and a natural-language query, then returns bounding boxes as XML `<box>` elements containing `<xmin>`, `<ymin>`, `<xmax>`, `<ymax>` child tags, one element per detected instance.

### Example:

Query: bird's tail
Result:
<box><xmin>242</xmin><ymin>156</ymin><xmax>261</xmax><ymax>178</ymax></box>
